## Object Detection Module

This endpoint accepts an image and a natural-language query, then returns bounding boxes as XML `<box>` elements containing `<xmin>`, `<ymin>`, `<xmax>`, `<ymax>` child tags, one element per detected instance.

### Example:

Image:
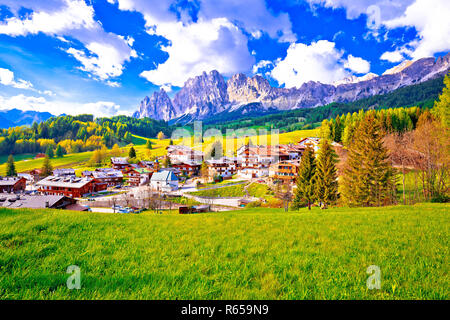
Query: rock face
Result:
<box><xmin>133</xmin><ymin>53</ymin><xmax>450</xmax><ymax>123</ymax></box>
<box><xmin>132</xmin><ymin>88</ymin><xmax>176</xmax><ymax>121</ymax></box>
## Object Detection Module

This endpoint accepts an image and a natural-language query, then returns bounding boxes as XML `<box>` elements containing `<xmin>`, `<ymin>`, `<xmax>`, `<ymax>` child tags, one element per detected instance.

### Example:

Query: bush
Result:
<box><xmin>431</xmin><ymin>194</ymin><xmax>450</xmax><ymax>203</ymax></box>
<box><xmin>246</xmin><ymin>201</ymin><xmax>262</xmax><ymax>208</ymax></box>
<box><xmin>262</xmin><ymin>198</ymin><xmax>283</xmax><ymax>208</ymax></box>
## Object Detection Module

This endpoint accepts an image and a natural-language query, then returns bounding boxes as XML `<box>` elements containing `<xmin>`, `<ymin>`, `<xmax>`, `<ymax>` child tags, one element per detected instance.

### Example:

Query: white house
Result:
<box><xmin>166</xmin><ymin>145</ymin><xmax>203</xmax><ymax>164</ymax></box>
<box><xmin>150</xmin><ymin>171</ymin><xmax>179</xmax><ymax>192</ymax></box>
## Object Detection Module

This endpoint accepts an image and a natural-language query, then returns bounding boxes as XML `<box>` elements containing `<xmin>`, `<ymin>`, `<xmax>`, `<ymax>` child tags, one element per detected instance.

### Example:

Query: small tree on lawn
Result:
<box><xmin>111</xmin><ymin>143</ymin><xmax>121</xmax><ymax>157</ymax></box>
<box><xmin>315</xmin><ymin>139</ymin><xmax>338</xmax><ymax>207</ymax></box>
<box><xmin>45</xmin><ymin>145</ymin><xmax>54</xmax><ymax>158</ymax></box>
<box><xmin>145</xmin><ymin>140</ymin><xmax>153</xmax><ymax>150</ymax></box>
<box><xmin>157</xmin><ymin>131</ymin><xmax>165</xmax><ymax>140</ymax></box>
<box><xmin>6</xmin><ymin>155</ymin><xmax>17</xmax><ymax>176</ymax></box>
<box><xmin>292</xmin><ymin>145</ymin><xmax>317</xmax><ymax>210</ymax></box>
<box><xmin>55</xmin><ymin>145</ymin><xmax>64</xmax><ymax>158</ymax></box>
<box><xmin>128</xmin><ymin>146</ymin><xmax>136</xmax><ymax>159</ymax></box>
<box><xmin>41</xmin><ymin>156</ymin><xmax>53</xmax><ymax>177</ymax></box>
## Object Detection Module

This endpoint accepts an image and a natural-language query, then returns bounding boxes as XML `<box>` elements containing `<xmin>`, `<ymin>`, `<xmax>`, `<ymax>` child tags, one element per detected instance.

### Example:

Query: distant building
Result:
<box><xmin>0</xmin><ymin>193</ymin><xmax>86</xmax><ymax>210</ymax></box>
<box><xmin>134</xmin><ymin>168</ymin><xmax>153</xmax><ymax>186</ymax></box>
<box><xmin>82</xmin><ymin>168</ymin><xmax>123</xmax><ymax>187</ymax></box>
<box><xmin>37</xmin><ymin>176</ymin><xmax>106</xmax><ymax>198</ymax></box>
<box><xmin>150</xmin><ymin>171</ymin><xmax>179</xmax><ymax>192</ymax></box>
<box><xmin>111</xmin><ymin>157</ymin><xmax>129</xmax><ymax>170</ymax></box>
<box><xmin>269</xmin><ymin>160</ymin><xmax>300</xmax><ymax>184</ymax></box>
<box><xmin>0</xmin><ymin>176</ymin><xmax>27</xmax><ymax>193</ymax></box>
<box><xmin>206</xmin><ymin>157</ymin><xmax>239</xmax><ymax>178</ymax></box>
<box><xmin>125</xmin><ymin>168</ymin><xmax>153</xmax><ymax>187</ymax></box>
<box><xmin>172</xmin><ymin>161</ymin><xmax>201</xmax><ymax>176</ymax></box>
<box><xmin>166</xmin><ymin>145</ymin><xmax>203</xmax><ymax>164</ymax></box>
<box><xmin>29</xmin><ymin>169</ymin><xmax>43</xmax><ymax>184</ymax></box>
<box><xmin>34</xmin><ymin>153</ymin><xmax>46</xmax><ymax>159</ymax></box>
<box><xmin>53</xmin><ymin>168</ymin><xmax>76</xmax><ymax>177</ymax></box>
<box><xmin>297</xmin><ymin>137</ymin><xmax>321</xmax><ymax>152</ymax></box>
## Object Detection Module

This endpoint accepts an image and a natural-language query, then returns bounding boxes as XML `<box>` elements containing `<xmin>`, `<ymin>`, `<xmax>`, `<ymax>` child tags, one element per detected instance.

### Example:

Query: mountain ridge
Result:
<box><xmin>134</xmin><ymin>53</ymin><xmax>450</xmax><ymax>123</ymax></box>
<box><xmin>0</xmin><ymin>108</ymin><xmax>55</xmax><ymax>129</ymax></box>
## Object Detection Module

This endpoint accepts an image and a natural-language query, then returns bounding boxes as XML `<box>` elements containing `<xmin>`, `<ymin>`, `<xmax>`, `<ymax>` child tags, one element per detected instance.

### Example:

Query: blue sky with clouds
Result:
<box><xmin>0</xmin><ymin>0</ymin><xmax>449</xmax><ymax>117</ymax></box>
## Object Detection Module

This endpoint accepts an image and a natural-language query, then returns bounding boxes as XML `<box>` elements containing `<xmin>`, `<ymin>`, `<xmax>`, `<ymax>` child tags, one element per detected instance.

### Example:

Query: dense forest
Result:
<box><xmin>0</xmin><ymin>114</ymin><xmax>170</xmax><ymax>156</ymax></box>
<box><xmin>201</xmin><ymin>75</ymin><xmax>445</xmax><ymax>133</ymax></box>
<box><xmin>318</xmin><ymin>106</ymin><xmax>422</xmax><ymax>145</ymax></box>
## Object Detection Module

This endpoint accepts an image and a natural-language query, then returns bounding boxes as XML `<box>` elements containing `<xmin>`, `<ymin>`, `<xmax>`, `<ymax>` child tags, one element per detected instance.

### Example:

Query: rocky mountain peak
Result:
<box><xmin>134</xmin><ymin>52</ymin><xmax>450</xmax><ymax>124</ymax></box>
<box><xmin>133</xmin><ymin>88</ymin><xmax>176</xmax><ymax>121</ymax></box>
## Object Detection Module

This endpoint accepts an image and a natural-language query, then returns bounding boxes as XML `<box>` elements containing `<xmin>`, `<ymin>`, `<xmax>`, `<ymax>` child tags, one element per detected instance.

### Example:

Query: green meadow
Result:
<box><xmin>0</xmin><ymin>204</ymin><xmax>448</xmax><ymax>300</ymax></box>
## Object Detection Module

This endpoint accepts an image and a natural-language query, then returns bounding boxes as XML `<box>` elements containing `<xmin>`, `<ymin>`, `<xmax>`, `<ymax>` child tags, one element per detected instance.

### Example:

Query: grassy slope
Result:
<box><xmin>0</xmin><ymin>204</ymin><xmax>448</xmax><ymax>300</ymax></box>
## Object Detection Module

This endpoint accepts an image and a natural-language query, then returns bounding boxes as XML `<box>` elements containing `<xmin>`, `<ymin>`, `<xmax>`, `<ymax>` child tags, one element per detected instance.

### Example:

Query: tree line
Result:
<box><xmin>0</xmin><ymin>114</ymin><xmax>171</xmax><ymax>157</ymax></box>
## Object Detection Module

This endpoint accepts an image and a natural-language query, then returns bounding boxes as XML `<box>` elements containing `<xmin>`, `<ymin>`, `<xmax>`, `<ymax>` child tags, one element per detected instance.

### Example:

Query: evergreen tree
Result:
<box><xmin>341</xmin><ymin>113</ymin><xmax>396</xmax><ymax>207</ymax></box>
<box><xmin>128</xmin><ymin>146</ymin><xmax>136</xmax><ymax>159</ymax></box>
<box><xmin>45</xmin><ymin>145</ymin><xmax>54</xmax><ymax>158</ymax></box>
<box><xmin>41</xmin><ymin>156</ymin><xmax>53</xmax><ymax>177</ymax></box>
<box><xmin>292</xmin><ymin>145</ymin><xmax>317</xmax><ymax>210</ymax></box>
<box><xmin>6</xmin><ymin>154</ymin><xmax>17</xmax><ymax>176</ymax></box>
<box><xmin>55</xmin><ymin>145</ymin><xmax>64</xmax><ymax>158</ymax></box>
<box><xmin>315</xmin><ymin>139</ymin><xmax>338</xmax><ymax>207</ymax></box>
<box><xmin>145</xmin><ymin>140</ymin><xmax>153</xmax><ymax>150</ymax></box>
<box><xmin>169</xmin><ymin>139</ymin><xmax>173</xmax><ymax>145</ymax></box>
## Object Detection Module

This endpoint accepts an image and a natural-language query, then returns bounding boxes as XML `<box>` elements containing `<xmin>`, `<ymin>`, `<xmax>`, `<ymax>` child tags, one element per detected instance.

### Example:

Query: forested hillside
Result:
<box><xmin>202</xmin><ymin>75</ymin><xmax>445</xmax><ymax>133</ymax></box>
<box><xmin>0</xmin><ymin>114</ymin><xmax>170</xmax><ymax>156</ymax></box>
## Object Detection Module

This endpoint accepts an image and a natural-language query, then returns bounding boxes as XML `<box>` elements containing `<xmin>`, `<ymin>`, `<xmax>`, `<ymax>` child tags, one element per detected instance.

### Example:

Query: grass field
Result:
<box><xmin>0</xmin><ymin>204</ymin><xmax>448</xmax><ymax>299</ymax></box>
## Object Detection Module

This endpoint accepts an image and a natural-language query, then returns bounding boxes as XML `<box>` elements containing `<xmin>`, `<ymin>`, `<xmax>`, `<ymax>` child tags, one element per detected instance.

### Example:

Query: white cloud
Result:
<box><xmin>271</xmin><ymin>40</ymin><xmax>370</xmax><ymax>88</ymax></box>
<box><xmin>110</xmin><ymin>0</ymin><xmax>294</xmax><ymax>88</ymax></box>
<box><xmin>140</xmin><ymin>18</ymin><xmax>254</xmax><ymax>87</ymax></box>
<box><xmin>0</xmin><ymin>0</ymin><xmax>135</xmax><ymax>82</ymax></box>
<box><xmin>198</xmin><ymin>0</ymin><xmax>296</xmax><ymax>43</ymax></box>
<box><xmin>380</xmin><ymin>49</ymin><xmax>408</xmax><ymax>63</ymax></box>
<box><xmin>105</xmin><ymin>81</ymin><xmax>121</xmax><ymax>88</ymax></box>
<box><xmin>0</xmin><ymin>94</ymin><xmax>124</xmax><ymax>118</ymax></box>
<box><xmin>305</xmin><ymin>0</ymin><xmax>414</xmax><ymax>21</ymax></box>
<box><xmin>306</xmin><ymin>0</ymin><xmax>450</xmax><ymax>62</ymax></box>
<box><xmin>382</xmin><ymin>0</ymin><xmax>450</xmax><ymax>60</ymax></box>
<box><xmin>252</xmin><ymin>60</ymin><xmax>274</xmax><ymax>75</ymax></box>
<box><xmin>344</xmin><ymin>54</ymin><xmax>370</xmax><ymax>74</ymax></box>
<box><xmin>0</xmin><ymin>67</ymin><xmax>34</xmax><ymax>90</ymax></box>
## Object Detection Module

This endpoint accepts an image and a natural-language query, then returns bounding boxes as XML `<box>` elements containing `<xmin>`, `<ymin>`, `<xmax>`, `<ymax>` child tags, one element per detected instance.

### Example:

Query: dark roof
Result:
<box><xmin>0</xmin><ymin>194</ymin><xmax>73</xmax><ymax>209</ymax></box>
<box><xmin>0</xmin><ymin>176</ymin><xmax>25</xmax><ymax>186</ymax></box>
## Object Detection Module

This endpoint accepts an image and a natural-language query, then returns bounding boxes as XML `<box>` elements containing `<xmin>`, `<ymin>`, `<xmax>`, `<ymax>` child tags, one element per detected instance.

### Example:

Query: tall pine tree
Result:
<box><xmin>315</xmin><ymin>139</ymin><xmax>338</xmax><ymax>207</ymax></box>
<box><xmin>341</xmin><ymin>112</ymin><xmax>396</xmax><ymax>207</ymax></box>
<box><xmin>55</xmin><ymin>145</ymin><xmax>64</xmax><ymax>158</ymax></box>
<box><xmin>41</xmin><ymin>156</ymin><xmax>53</xmax><ymax>177</ymax></box>
<box><xmin>6</xmin><ymin>154</ymin><xmax>17</xmax><ymax>176</ymax></box>
<box><xmin>292</xmin><ymin>145</ymin><xmax>317</xmax><ymax>210</ymax></box>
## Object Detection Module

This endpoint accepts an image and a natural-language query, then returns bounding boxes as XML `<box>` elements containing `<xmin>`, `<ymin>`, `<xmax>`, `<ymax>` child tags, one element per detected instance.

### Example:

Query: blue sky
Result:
<box><xmin>0</xmin><ymin>0</ymin><xmax>449</xmax><ymax>117</ymax></box>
